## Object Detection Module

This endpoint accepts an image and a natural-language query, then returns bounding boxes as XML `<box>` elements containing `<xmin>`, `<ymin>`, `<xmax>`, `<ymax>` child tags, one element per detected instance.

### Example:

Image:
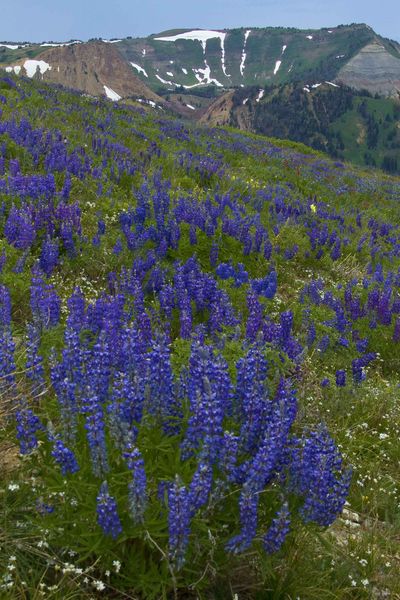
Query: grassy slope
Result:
<box><xmin>0</xmin><ymin>75</ymin><xmax>399</xmax><ymax>598</ymax></box>
<box><xmin>237</xmin><ymin>84</ymin><xmax>400</xmax><ymax>174</ymax></box>
<box><xmin>117</xmin><ymin>24</ymin><xmax>376</xmax><ymax>92</ymax></box>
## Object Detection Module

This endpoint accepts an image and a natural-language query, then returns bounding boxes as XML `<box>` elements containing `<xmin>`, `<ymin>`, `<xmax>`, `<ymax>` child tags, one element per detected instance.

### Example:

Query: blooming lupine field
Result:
<box><xmin>0</xmin><ymin>74</ymin><xmax>399</xmax><ymax>599</ymax></box>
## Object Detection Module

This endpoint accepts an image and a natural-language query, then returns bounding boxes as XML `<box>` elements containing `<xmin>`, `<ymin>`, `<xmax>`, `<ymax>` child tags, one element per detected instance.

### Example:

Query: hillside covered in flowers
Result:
<box><xmin>0</xmin><ymin>74</ymin><xmax>399</xmax><ymax>599</ymax></box>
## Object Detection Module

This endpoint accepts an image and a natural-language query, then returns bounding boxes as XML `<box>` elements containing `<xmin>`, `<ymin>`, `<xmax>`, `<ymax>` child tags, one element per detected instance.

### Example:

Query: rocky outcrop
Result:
<box><xmin>337</xmin><ymin>42</ymin><xmax>400</xmax><ymax>97</ymax></box>
<box><xmin>199</xmin><ymin>91</ymin><xmax>234</xmax><ymax>127</ymax></box>
<box><xmin>21</xmin><ymin>41</ymin><xmax>161</xmax><ymax>102</ymax></box>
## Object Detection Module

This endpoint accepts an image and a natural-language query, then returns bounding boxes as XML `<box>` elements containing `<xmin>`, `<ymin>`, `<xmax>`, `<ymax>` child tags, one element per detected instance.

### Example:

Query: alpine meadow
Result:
<box><xmin>0</xmin><ymin>21</ymin><xmax>399</xmax><ymax>600</ymax></box>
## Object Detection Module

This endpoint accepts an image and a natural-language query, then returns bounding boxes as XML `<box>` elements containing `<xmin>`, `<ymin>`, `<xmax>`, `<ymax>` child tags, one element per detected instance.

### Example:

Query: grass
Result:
<box><xmin>0</xmin><ymin>73</ymin><xmax>399</xmax><ymax>598</ymax></box>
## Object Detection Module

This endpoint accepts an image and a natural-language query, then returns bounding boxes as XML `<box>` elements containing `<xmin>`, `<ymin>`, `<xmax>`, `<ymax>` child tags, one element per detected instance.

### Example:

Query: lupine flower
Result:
<box><xmin>225</xmin><ymin>487</ymin><xmax>259</xmax><ymax>553</ymax></box>
<box><xmin>335</xmin><ymin>370</ymin><xmax>346</xmax><ymax>387</ymax></box>
<box><xmin>124</xmin><ymin>442</ymin><xmax>147</xmax><ymax>524</ymax></box>
<box><xmin>96</xmin><ymin>482</ymin><xmax>122</xmax><ymax>539</ymax></box>
<box><xmin>262</xmin><ymin>501</ymin><xmax>291</xmax><ymax>553</ymax></box>
<box><xmin>167</xmin><ymin>477</ymin><xmax>191</xmax><ymax>570</ymax></box>
<box><xmin>188</xmin><ymin>460</ymin><xmax>213</xmax><ymax>516</ymax></box>
<box><xmin>83</xmin><ymin>389</ymin><xmax>109</xmax><ymax>477</ymax></box>
<box><xmin>51</xmin><ymin>437</ymin><xmax>79</xmax><ymax>475</ymax></box>
<box><xmin>15</xmin><ymin>408</ymin><xmax>42</xmax><ymax>454</ymax></box>
<box><xmin>290</xmin><ymin>427</ymin><xmax>352</xmax><ymax>526</ymax></box>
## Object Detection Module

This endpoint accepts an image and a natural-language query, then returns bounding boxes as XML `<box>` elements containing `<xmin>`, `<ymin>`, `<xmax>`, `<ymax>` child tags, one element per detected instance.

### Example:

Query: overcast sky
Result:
<box><xmin>1</xmin><ymin>0</ymin><xmax>399</xmax><ymax>43</ymax></box>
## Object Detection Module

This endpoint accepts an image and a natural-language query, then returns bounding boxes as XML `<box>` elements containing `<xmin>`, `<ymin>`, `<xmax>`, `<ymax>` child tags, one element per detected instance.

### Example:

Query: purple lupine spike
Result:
<box><xmin>393</xmin><ymin>317</ymin><xmax>400</xmax><ymax>342</ymax></box>
<box><xmin>219</xmin><ymin>431</ymin><xmax>239</xmax><ymax>482</ymax></box>
<box><xmin>225</xmin><ymin>486</ymin><xmax>259</xmax><ymax>554</ymax></box>
<box><xmin>181</xmin><ymin>343</ymin><xmax>228</xmax><ymax>461</ymax></box>
<box><xmin>25</xmin><ymin>323</ymin><xmax>45</xmax><ymax>386</ymax></box>
<box><xmin>209</xmin><ymin>241</ymin><xmax>219</xmax><ymax>267</ymax></box>
<box><xmin>96</xmin><ymin>481</ymin><xmax>122</xmax><ymax>539</ymax></box>
<box><xmin>167</xmin><ymin>477</ymin><xmax>191</xmax><ymax>570</ymax></box>
<box><xmin>66</xmin><ymin>287</ymin><xmax>86</xmax><ymax>331</ymax></box>
<box><xmin>335</xmin><ymin>370</ymin><xmax>346</xmax><ymax>387</ymax></box>
<box><xmin>123</xmin><ymin>442</ymin><xmax>147</xmax><ymax>524</ymax></box>
<box><xmin>30</xmin><ymin>269</ymin><xmax>61</xmax><ymax>329</ymax></box>
<box><xmin>290</xmin><ymin>427</ymin><xmax>352</xmax><ymax>526</ymax></box>
<box><xmin>280</xmin><ymin>311</ymin><xmax>293</xmax><ymax>341</ymax></box>
<box><xmin>83</xmin><ymin>388</ymin><xmax>109</xmax><ymax>477</ymax></box>
<box><xmin>147</xmin><ymin>335</ymin><xmax>182</xmax><ymax>434</ymax></box>
<box><xmin>246</xmin><ymin>290</ymin><xmax>264</xmax><ymax>342</ymax></box>
<box><xmin>39</xmin><ymin>238</ymin><xmax>59</xmax><ymax>277</ymax></box>
<box><xmin>50</xmin><ymin>437</ymin><xmax>79</xmax><ymax>475</ymax></box>
<box><xmin>262</xmin><ymin>501</ymin><xmax>291</xmax><ymax>554</ymax></box>
<box><xmin>236</xmin><ymin>343</ymin><xmax>269</xmax><ymax>452</ymax></box>
<box><xmin>188</xmin><ymin>460</ymin><xmax>213</xmax><ymax>516</ymax></box>
<box><xmin>15</xmin><ymin>407</ymin><xmax>43</xmax><ymax>455</ymax></box>
<box><xmin>0</xmin><ymin>288</ymin><xmax>16</xmax><ymax>390</ymax></box>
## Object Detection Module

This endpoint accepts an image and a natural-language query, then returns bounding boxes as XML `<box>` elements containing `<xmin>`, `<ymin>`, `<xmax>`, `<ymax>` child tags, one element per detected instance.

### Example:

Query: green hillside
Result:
<box><xmin>0</xmin><ymin>73</ymin><xmax>399</xmax><ymax>599</ymax></box>
<box><xmin>229</xmin><ymin>83</ymin><xmax>400</xmax><ymax>174</ymax></box>
<box><xmin>117</xmin><ymin>24</ymin><xmax>377</xmax><ymax>92</ymax></box>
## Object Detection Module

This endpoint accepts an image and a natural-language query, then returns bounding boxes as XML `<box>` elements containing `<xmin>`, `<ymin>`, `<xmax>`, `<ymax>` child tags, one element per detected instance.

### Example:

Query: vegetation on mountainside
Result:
<box><xmin>0</xmin><ymin>74</ymin><xmax>399</xmax><ymax>599</ymax></box>
<box><xmin>230</xmin><ymin>83</ymin><xmax>400</xmax><ymax>175</ymax></box>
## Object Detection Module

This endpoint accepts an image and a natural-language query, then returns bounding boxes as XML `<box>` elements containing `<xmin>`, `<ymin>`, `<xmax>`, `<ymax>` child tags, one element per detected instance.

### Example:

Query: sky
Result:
<box><xmin>1</xmin><ymin>0</ymin><xmax>399</xmax><ymax>43</ymax></box>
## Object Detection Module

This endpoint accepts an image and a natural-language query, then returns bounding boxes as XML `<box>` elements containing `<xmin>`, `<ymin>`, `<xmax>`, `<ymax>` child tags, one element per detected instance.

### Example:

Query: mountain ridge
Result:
<box><xmin>1</xmin><ymin>23</ymin><xmax>400</xmax><ymax>99</ymax></box>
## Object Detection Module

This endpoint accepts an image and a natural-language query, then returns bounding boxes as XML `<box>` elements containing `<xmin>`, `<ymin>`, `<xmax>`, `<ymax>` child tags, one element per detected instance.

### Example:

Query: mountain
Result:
<box><xmin>201</xmin><ymin>82</ymin><xmax>400</xmax><ymax>173</ymax></box>
<box><xmin>1</xmin><ymin>24</ymin><xmax>400</xmax><ymax>100</ymax></box>
<box><xmin>0</xmin><ymin>40</ymin><xmax>162</xmax><ymax>104</ymax></box>
<box><xmin>1</xmin><ymin>24</ymin><xmax>399</xmax><ymax>173</ymax></box>
<box><xmin>117</xmin><ymin>24</ymin><xmax>400</xmax><ymax>97</ymax></box>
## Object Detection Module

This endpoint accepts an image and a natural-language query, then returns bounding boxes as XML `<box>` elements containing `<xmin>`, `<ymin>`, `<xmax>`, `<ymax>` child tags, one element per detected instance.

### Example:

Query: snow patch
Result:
<box><xmin>288</xmin><ymin>64</ymin><xmax>293</xmax><ymax>73</ymax></box>
<box><xmin>40</xmin><ymin>41</ymin><xmax>81</xmax><ymax>47</ymax></box>
<box><xmin>335</xmin><ymin>54</ymin><xmax>345</xmax><ymax>59</ymax></box>
<box><xmin>193</xmin><ymin>62</ymin><xmax>223</xmax><ymax>86</ymax></box>
<box><xmin>142</xmin><ymin>49</ymin><xmax>146</xmax><ymax>56</ymax></box>
<box><xmin>281</xmin><ymin>44</ymin><xmax>287</xmax><ymax>54</ymax></box>
<box><xmin>239</xmin><ymin>29</ymin><xmax>251</xmax><ymax>77</ymax></box>
<box><xmin>186</xmin><ymin>104</ymin><xmax>195</xmax><ymax>110</ymax></box>
<box><xmin>156</xmin><ymin>74</ymin><xmax>176</xmax><ymax>85</ymax></box>
<box><xmin>24</xmin><ymin>60</ymin><xmax>52</xmax><ymax>78</ymax></box>
<box><xmin>0</xmin><ymin>43</ymin><xmax>19</xmax><ymax>50</ymax></box>
<box><xmin>182</xmin><ymin>67</ymin><xmax>188</xmax><ymax>74</ymax></box>
<box><xmin>311</xmin><ymin>83</ymin><xmax>322</xmax><ymax>88</ymax></box>
<box><xmin>303</xmin><ymin>86</ymin><xmax>310</xmax><ymax>93</ymax></box>
<box><xmin>169</xmin><ymin>60</ymin><xmax>174</xmax><ymax>64</ymax></box>
<box><xmin>5</xmin><ymin>65</ymin><xmax>22</xmax><ymax>75</ymax></box>
<box><xmin>130</xmin><ymin>62</ymin><xmax>148</xmax><ymax>77</ymax></box>
<box><xmin>273</xmin><ymin>60</ymin><xmax>282</xmax><ymax>75</ymax></box>
<box><xmin>102</xmin><ymin>39</ymin><xmax>121</xmax><ymax>44</ymax></box>
<box><xmin>255</xmin><ymin>89</ymin><xmax>265</xmax><ymax>102</ymax></box>
<box><xmin>325</xmin><ymin>81</ymin><xmax>339</xmax><ymax>87</ymax></box>
<box><xmin>154</xmin><ymin>29</ymin><xmax>230</xmax><ymax>78</ymax></box>
<box><xmin>166</xmin><ymin>71</ymin><xmax>174</xmax><ymax>77</ymax></box>
<box><xmin>242</xmin><ymin>97</ymin><xmax>249</xmax><ymax>105</ymax></box>
<box><xmin>306</xmin><ymin>35</ymin><xmax>313</xmax><ymax>40</ymax></box>
<box><xmin>155</xmin><ymin>29</ymin><xmax>224</xmax><ymax>51</ymax></box>
<box><xmin>103</xmin><ymin>85</ymin><xmax>121</xmax><ymax>101</ymax></box>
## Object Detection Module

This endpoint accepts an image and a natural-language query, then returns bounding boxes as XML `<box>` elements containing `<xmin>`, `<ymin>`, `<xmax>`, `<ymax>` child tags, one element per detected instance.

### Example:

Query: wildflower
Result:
<box><xmin>263</xmin><ymin>501</ymin><xmax>291</xmax><ymax>553</ymax></box>
<box><xmin>167</xmin><ymin>477</ymin><xmax>191</xmax><ymax>570</ymax></box>
<box><xmin>96</xmin><ymin>482</ymin><xmax>122</xmax><ymax>539</ymax></box>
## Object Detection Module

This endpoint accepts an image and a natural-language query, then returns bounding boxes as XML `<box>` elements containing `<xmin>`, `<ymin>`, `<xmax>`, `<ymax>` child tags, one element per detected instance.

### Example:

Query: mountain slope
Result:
<box><xmin>1</xmin><ymin>41</ymin><xmax>162</xmax><ymax>103</ymax></box>
<box><xmin>0</xmin><ymin>73</ymin><xmax>399</xmax><ymax>599</ymax></box>
<box><xmin>116</xmin><ymin>24</ymin><xmax>400</xmax><ymax>97</ymax></box>
<box><xmin>337</xmin><ymin>41</ymin><xmax>400</xmax><ymax>96</ymax></box>
<box><xmin>201</xmin><ymin>82</ymin><xmax>400</xmax><ymax>173</ymax></box>
<box><xmin>3</xmin><ymin>24</ymin><xmax>400</xmax><ymax>100</ymax></box>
